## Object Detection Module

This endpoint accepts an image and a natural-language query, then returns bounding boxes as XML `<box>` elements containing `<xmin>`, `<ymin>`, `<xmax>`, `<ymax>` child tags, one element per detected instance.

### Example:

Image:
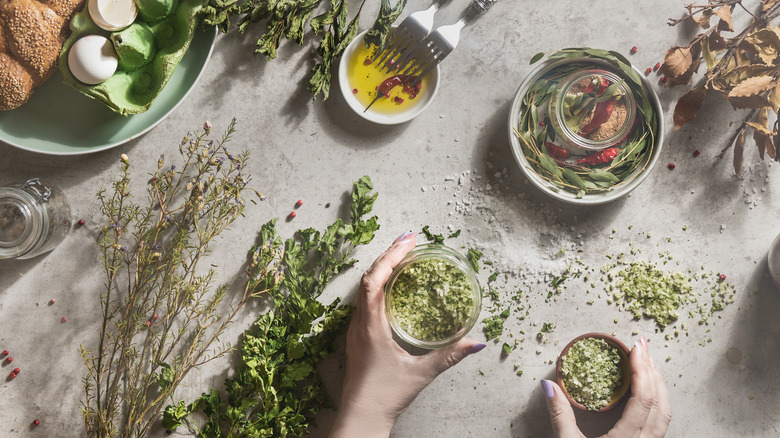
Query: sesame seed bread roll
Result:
<box><xmin>0</xmin><ymin>0</ymin><xmax>85</xmax><ymax>110</ymax></box>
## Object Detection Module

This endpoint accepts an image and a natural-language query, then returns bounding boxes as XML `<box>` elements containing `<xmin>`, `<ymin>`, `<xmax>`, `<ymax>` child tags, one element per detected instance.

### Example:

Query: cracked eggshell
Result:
<box><xmin>88</xmin><ymin>0</ymin><xmax>137</xmax><ymax>31</ymax></box>
<box><xmin>68</xmin><ymin>35</ymin><xmax>118</xmax><ymax>85</ymax></box>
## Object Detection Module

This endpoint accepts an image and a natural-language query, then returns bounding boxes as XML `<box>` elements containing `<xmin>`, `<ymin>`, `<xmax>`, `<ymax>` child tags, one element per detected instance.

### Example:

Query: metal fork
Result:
<box><xmin>392</xmin><ymin>0</ymin><xmax>498</xmax><ymax>84</ymax></box>
<box><xmin>372</xmin><ymin>0</ymin><xmax>451</xmax><ymax>71</ymax></box>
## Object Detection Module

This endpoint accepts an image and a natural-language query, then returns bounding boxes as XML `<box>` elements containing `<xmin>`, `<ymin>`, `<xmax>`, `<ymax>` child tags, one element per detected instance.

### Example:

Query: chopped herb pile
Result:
<box><xmin>390</xmin><ymin>258</ymin><xmax>474</xmax><ymax>342</ymax></box>
<box><xmin>560</xmin><ymin>338</ymin><xmax>623</xmax><ymax>411</ymax></box>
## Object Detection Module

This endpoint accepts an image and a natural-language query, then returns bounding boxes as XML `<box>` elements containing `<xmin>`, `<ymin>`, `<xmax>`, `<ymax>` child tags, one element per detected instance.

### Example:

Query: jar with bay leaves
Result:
<box><xmin>509</xmin><ymin>49</ymin><xmax>663</xmax><ymax>203</ymax></box>
<box><xmin>0</xmin><ymin>178</ymin><xmax>71</xmax><ymax>259</ymax></box>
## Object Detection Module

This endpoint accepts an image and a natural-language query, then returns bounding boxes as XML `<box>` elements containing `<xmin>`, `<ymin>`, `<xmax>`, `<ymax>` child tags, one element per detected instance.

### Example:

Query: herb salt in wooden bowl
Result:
<box><xmin>556</xmin><ymin>333</ymin><xmax>631</xmax><ymax>412</ymax></box>
<box><xmin>508</xmin><ymin>48</ymin><xmax>664</xmax><ymax>205</ymax></box>
<box><xmin>384</xmin><ymin>244</ymin><xmax>482</xmax><ymax>349</ymax></box>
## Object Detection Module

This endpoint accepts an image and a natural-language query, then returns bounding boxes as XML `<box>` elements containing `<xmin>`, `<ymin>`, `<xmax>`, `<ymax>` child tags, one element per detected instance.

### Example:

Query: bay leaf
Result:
<box><xmin>770</xmin><ymin>78</ymin><xmax>780</xmax><ymax>111</ymax></box>
<box><xmin>734</xmin><ymin>131</ymin><xmax>745</xmax><ymax>174</ymax></box>
<box><xmin>588</xmin><ymin>169</ymin><xmax>620</xmax><ymax>183</ymax></box>
<box><xmin>673</xmin><ymin>86</ymin><xmax>707</xmax><ymax>130</ymax></box>
<box><xmin>708</xmin><ymin>31</ymin><xmax>727</xmax><ymax>52</ymax></box>
<box><xmin>726</xmin><ymin>75</ymin><xmax>775</xmax><ymax>108</ymax></box>
<box><xmin>530</xmin><ymin>52</ymin><xmax>545</xmax><ymax>64</ymax></box>
<box><xmin>576</xmin><ymin>189</ymin><xmax>585</xmax><ymax>199</ymax></box>
<box><xmin>593</xmin><ymin>180</ymin><xmax>614</xmax><ymax>188</ymax></box>
<box><xmin>693</xmin><ymin>10</ymin><xmax>713</xmax><ymax>29</ymax></box>
<box><xmin>659</xmin><ymin>43</ymin><xmax>702</xmax><ymax>86</ymax></box>
<box><xmin>754</xmin><ymin>131</ymin><xmax>769</xmax><ymax>159</ymax></box>
<box><xmin>539</xmin><ymin>153</ymin><xmax>563</xmax><ymax>179</ymax></box>
<box><xmin>714</xmin><ymin>6</ymin><xmax>734</xmax><ymax>32</ymax></box>
<box><xmin>702</xmin><ymin>37</ymin><xmax>717</xmax><ymax>70</ymax></box>
<box><xmin>562</xmin><ymin>168</ymin><xmax>588</xmax><ymax>191</ymax></box>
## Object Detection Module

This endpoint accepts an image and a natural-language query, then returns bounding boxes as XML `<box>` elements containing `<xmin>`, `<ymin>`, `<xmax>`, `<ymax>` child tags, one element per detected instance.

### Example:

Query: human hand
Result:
<box><xmin>328</xmin><ymin>232</ymin><xmax>486</xmax><ymax>438</ymax></box>
<box><xmin>541</xmin><ymin>336</ymin><xmax>672</xmax><ymax>438</ymax></box>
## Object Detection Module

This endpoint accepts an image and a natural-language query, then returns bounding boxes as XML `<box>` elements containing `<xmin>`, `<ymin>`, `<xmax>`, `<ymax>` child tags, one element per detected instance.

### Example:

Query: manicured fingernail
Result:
<box><xmin>395</xmin><ymin>231</ymin><xmax>411</xmax><ymax>243</ymax></box>
<box><xmin>641</xmin><ymin>336</ymin><xmax>649</xmax><ymax>351</ymax></box>
<box><xmin>634</xmin><ymin>340</ymin><xmax>643</xmax><ymax>354</ymax></box>
<box><xmin>470</xmin><ymin>343</ymin><xmax>487</xmax><ymax>354</ymax></box>
<box><xmin>541</xmin><ymin>380</ymin><xmax>555</xmax><ymax>399</ymax></box>
<box><xmin>400</xmin><ymin>232</ymin><xmax>417</xmax><ymax>242</ymax></box>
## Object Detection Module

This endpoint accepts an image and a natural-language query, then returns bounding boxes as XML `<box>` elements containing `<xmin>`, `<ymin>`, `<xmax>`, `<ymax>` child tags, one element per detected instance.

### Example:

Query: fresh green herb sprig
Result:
<box><xmin>202</xmin><ymin>0</ymin><xmax>406</xmax><ymax>100</ymax></box>
<box><xmin>516</xmin><ymin>48</ymin><xmax>659</xmax><ymax>198</ymax></box>
<box><xmin>82</xmin><ymin>120</ymin><xmax>263</xmax><ymax>438</ymax></box>
<box><xmin>164</xmin><ymin>177</ymin><xmax>381</xmax><ymax>437</ymax></box>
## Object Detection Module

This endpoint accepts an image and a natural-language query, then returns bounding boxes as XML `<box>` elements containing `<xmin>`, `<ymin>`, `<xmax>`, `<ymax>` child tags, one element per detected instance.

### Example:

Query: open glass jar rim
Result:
<box><xmin>384</xmin><ymin>243</ymin><xmax>482</xmax><ymax>349</ymax></box>
<box><xmin>549</xmin><ymin>68</ymin><xmax>637</xmax><ymax>152</ymax></box>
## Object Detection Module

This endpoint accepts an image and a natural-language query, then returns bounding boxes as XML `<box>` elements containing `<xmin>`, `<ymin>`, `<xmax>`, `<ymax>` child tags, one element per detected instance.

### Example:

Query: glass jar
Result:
<box><xmin>548</xmin><ymin>69</ymin><xmax>637</xmax><ymax>152</ymax></box>
<box><xmin>384</xmin><ymin>243</ymin><xmax>482</xmax><ymax>349</ymax></box>
<box><xmin>0</xmin><ymin>178</ymin><xmax>72</xmax><ymax>260</ymax></box>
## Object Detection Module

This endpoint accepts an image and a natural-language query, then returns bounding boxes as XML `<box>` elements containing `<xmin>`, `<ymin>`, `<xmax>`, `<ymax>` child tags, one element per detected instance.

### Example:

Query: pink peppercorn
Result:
<box><xmin>719</xmin><ymin>274</ymin><xmax>726</xmax><ymax>281</ymax></box>
<box><xmin>77</xmin><ymin>220</ymin><xmax>85</xmax><ymax>226</ymax></box>
<box><xmin>296</xmin><ymin>200</ymin><xmax>303</xmax><ymax>207</ymax></box>
<box><xmin>693</xmin><ymin>150</ymin><xmax>701</xmax><ymax>157</ymax></box>
<box><xmin>645</xmin><ymin>68</ymin><xmax>651</xmax><ymax>75</ymax></box>
<box><xmin>61</xmin><ymin>317</ymin><xmax>67</xmax><ymax>323</ymax></box>
<box><xmin>33</xmin><ymin>420</ymin><xmax>40</xmax><ymax>426</ymax></box>
<box><xmin>352</xmin><ymin>88</ymin><xmax>358</xmax><ymax>94</ymax></box>
<box><xmin>1</xmin><ymin>350</ymin><xmax>8</xmax><ymax>356</ymax></box>
<box><xmin>659</xmin><ymin>76</ymin><xmax>667</xmax><ymax>83</ymax></box>
<box><xmin>289</xmin><ymin>212</ymin><xmax>297</xmax><ymax>219</ymax></box>
<box><xmin>668</xmin><ymin>163</ymin><xmax>676</xmax><ymax>170</ymax></box>
<box><xmin>5</xmin><ymin>356</ymin><xmax>12</xmax><ymax>363</ymax></box>
<box><xmin>9</xmin><ymin>372</ymin><xmax>16</xmax><ymax>379</ymax></box>
<box><xmin>630</xmin><ymin>46</ymin><xmax>638</xmax><ymax>54</ymax></box>
<box><xmin>654</xmin><ymin>62</ymin><xmax>661</xmax><ymax>71</ymax></box>
<box><xmin>13</xmin><ymin>368</ymin><xmax>20</xmax><ymax>374</ymax></box>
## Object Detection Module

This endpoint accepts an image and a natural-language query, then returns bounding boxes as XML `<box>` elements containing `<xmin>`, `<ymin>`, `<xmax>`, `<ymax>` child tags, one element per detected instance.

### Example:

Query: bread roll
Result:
<box><xmin>0</xmin><ymin>0</ymin><xmax>85</xmax><ymax>110</ymax></box>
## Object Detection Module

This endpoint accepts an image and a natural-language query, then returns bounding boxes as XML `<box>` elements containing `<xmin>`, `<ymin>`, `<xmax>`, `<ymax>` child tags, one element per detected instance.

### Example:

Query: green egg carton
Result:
<box><xmin>58</xmin><ymin>0</ymin><xmax>205</xmax><ymax>116</ymax></box>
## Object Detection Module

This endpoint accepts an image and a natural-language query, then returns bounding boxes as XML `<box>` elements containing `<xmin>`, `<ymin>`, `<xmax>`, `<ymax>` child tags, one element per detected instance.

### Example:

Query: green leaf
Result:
<box><xmin>162</xmin><ymin>401</ymin><xmax>191</xmax><ymax>430</ymax></box>
<box><xmin>364</xmin><ymin>0</ymin><xmax>408</xmax><ymax>48</ymax></box>
<box><xmin>421</xmin><ymin>225</ymin><xmax>445</xmax><ymax>244</ymax></box>
<box><xmin>562</xmin><ymin>168</ymin><xmax>588</xmax><ymax>191</ymax></box>
<box><xmin>538</xmin><ymin>153</ymin><xmax>563</xmax><ymax>179</ymax></box>
<box><xmin>155</xmin><ymin>362</ymin><xmax>176</xmax><ymax>391</ymax></box>
<box><xmin>588</xmin><ymin>169</ymin><xmax>620</xmax><ymax>183</ymax></box>
<box><xmin>467</xmin><ymin>248</ymin><xmax>483</xmax><ymax>273</ymax></box>
<box><xmin>530</xmin><ymin>52</ymin><xmax>545</xmax><ymax>64</ymax></box>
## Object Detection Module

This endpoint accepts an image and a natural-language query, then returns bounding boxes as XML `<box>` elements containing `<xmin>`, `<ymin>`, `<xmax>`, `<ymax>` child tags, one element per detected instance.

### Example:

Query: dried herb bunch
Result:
<box><xmin>515</xmin><ymin>49</ymin><xmax>659</xmax><ymax>198</ymax></box>
<box><xmin>163</xmin><ymin>177</ymin><xmax>380</xmax><ymax>437</ymax></box>
<box><xmin>82</xmin><ymin>120</ymin><xmax>268</xmax><ymax>437</ymax></box>
<box><xmin>202</xmin><ymin>0</ymin><xmax>406</xmax><ymax>99</ymax></box>
<box><xmin>663</xmin><ymin>0</ymin><xmax>780</xmax><ymax>172</ymax></box>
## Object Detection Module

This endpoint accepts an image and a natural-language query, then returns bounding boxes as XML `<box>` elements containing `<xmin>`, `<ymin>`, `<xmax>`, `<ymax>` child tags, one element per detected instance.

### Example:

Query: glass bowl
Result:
<box><xmin>384</xmin><ymin>244</ymin><xmax>482</xmax><ymax>349</ymax></box>
<box><xmin>555</xmin><ymin>333</ymin><xmax>632</xmax><ymax>412</ymax></box>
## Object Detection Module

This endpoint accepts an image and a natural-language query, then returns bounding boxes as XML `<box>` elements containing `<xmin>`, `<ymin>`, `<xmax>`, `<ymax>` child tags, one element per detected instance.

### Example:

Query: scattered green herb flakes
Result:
<box><xmin>421</xmin><ymin>225</ymin><xmax>445</xmax><ymax>244</ymax></box>
<box><xmin>561</xmin><ymin>338</ymin><xmax>623</xmax><ymax>411</ymax></box>
<box><xmin>482</xmin><ymin>308</ymin><xmax>510</xmax><ymax>341</ymax></box>
<box><xmin>537</xmin><ymin>322</ymin><xmax>556</xmax><ymax>341</ymax></box>
<box><xmin>390</xmin><ymin>258</ymin><xmax>474</xmax><ymax>341</ymax></box>
<box><xmin>467</xmin><ymin>248</ymin><xmax>483</xmax><ymax>273</ymax></box>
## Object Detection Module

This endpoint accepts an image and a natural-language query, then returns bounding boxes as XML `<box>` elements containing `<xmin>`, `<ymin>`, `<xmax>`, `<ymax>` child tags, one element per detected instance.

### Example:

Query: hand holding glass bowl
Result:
<box><xmin>328</xmin><ymin>233</ymin><xmax>485</xmax><ymax>438</ymax></box>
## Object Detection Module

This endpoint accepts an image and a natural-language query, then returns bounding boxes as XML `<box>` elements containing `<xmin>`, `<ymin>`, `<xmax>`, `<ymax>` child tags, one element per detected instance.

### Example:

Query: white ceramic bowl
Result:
<box><xmin>507</xmin><ymin>57</ymin><xmax>665</xmax><ymax>205</ymax></box>
<box><xmin>338</xmin><ymin>29</ymin><xmax>440</xmax><ymax>125</ymax></box>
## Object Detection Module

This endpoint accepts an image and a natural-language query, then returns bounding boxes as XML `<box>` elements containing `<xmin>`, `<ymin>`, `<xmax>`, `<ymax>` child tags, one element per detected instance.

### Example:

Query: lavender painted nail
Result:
<box><xmin>395</xmin><ymin>231</ymin><xmax>411</xmax><ymax>243</ymax></box>
<box><xmin>541</xmin><ymin>380</ymin><xmax>555</xmax><ymax>399</ymax></box>
<box><xmin>470</xmin><ymin>343</ymin><xmax>487</xmax><ymax>354</ymax></box>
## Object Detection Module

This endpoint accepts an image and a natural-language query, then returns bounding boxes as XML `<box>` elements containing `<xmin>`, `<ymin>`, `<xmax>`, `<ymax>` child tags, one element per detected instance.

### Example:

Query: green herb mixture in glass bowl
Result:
<box><xmin>385</xmin><ymin>244</ymin><xmax>482</xmax><ymax>349</ymax></box>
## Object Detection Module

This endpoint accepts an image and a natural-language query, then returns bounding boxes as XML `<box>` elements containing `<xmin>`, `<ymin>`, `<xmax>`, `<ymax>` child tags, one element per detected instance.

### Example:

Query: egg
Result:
<box><xmin>68</xmin><ymin>35</ymin><xmax>119</xmax><ymax>85</ymax></box>
<box><xmin>88</xmin><ymin>0</ymin><xmax>137</xmax><ymax>31</ymax></box>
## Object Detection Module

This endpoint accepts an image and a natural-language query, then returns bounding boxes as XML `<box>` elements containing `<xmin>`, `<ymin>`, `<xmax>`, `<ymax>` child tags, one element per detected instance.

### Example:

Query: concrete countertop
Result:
<box><xmin>1</xmin><ymin>0</ymin><xmax>779</xmax><ymax>436</ymax></box>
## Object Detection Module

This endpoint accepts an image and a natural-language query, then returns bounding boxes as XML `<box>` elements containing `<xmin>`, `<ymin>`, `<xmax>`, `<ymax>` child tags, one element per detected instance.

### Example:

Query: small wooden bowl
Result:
<box><xmin>555</xmin><ymin>332</ymin><xmax>632</xmax><ymax>412</ymax></box>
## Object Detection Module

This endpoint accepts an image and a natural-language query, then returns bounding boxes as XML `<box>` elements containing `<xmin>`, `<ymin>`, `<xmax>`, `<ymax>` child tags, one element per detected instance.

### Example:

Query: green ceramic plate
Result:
<box><xmin>0</xmin><ymin>26</ymin><xmax>216</xmax><ymax>156</ymax></box>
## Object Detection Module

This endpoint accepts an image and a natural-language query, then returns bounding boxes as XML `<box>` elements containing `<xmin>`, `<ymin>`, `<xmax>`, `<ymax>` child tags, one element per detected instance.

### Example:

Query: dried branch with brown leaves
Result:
<box><xmin>662</xmin><ymin>0</ymin><xmax>780</xmax><ymax>173</ymax></box>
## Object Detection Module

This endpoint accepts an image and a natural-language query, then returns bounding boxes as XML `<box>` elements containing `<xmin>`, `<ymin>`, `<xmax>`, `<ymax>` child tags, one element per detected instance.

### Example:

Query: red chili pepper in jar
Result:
<box><xmin>579</xmin><ymin>100</ymin><xmax>616</xmax><ymax>136</ymax></box>
<box><xmin>583</xmin><ymin>77</ymin><xmax>609</xmax><ymax>95</ymax></box>
<box><xmin>576</xmin><ymin>147</ymin><xmax>620</xmax><ymax>166</ymax></box>
<box><xmin>545</xmin><ymin>142</ymin><xmax>570</xmax><ymax>160</ymax></box>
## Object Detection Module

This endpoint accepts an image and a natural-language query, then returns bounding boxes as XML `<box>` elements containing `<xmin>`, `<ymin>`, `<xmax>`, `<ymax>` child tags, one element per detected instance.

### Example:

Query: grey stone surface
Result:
<box><xmin>1</xmin><ymin>0</ymin><xmax>780</xmax><ymax>436</ymax></box>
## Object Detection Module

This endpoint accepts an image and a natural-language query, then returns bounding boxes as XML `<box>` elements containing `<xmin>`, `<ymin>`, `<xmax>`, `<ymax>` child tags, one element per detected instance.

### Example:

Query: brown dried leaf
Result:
<box><xmin>674</xmin><ymin>86</ymin><xmax>707</xmax><ymax>130</ymax></box>
<box><xmin>715</xmin><ymin>6</ymin><xmax>734</xmax><ymax>32</ymax></box>
<box><xmin>769</xmin><ymin>133</ymin><xmax>778</xmax><ymax>158</ymax></box>
<box><xmin>750</xmin><ymin>108</ymin><xmax>772</xmax><ymax>159</ymax></box>
<box><xmin>747</xmin><ymin>121</ymin><xmax>773</xmax><ymax>135</ymax></box>
<box><xmin>744</xmin><ymin>28</ymin><xmax>780</xmax><ymax>65</ymax></box>
<box><xmin>702</xmin><ymin>38</ymin><xmax>717</xmax><ymax>69</ymax></box>
<box><xmin>694</xmin><ymin>10</ymin><xmax>714</xmax><ymax>29</ymax></box>
<box><xmin>770</xmin><ymin>80</ymin><xmax>780</xmax><ymax>111</ymax></box>
<box><xmin>763</xmin><ymin>0</ymin><xmax>780</xmax><ymax>13</ymax></box>
<box><xmin>734</xmin><ymin>131</ymin><xmax>744</xmax><ymax>174</ymax></box>
<box><xmin>660</xmin><ymin>43</ymin><xmax>702</xmax><ymax>87</ymax></box>
<box><xmin>709</xmin><ymin>31</ymin><xmax>728</xmax><ymax>52</ymax></box>
<box><xmin>726</xmin><ymin>75</ymin><xmax>775</xmax><ymax>108</ymax></box>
